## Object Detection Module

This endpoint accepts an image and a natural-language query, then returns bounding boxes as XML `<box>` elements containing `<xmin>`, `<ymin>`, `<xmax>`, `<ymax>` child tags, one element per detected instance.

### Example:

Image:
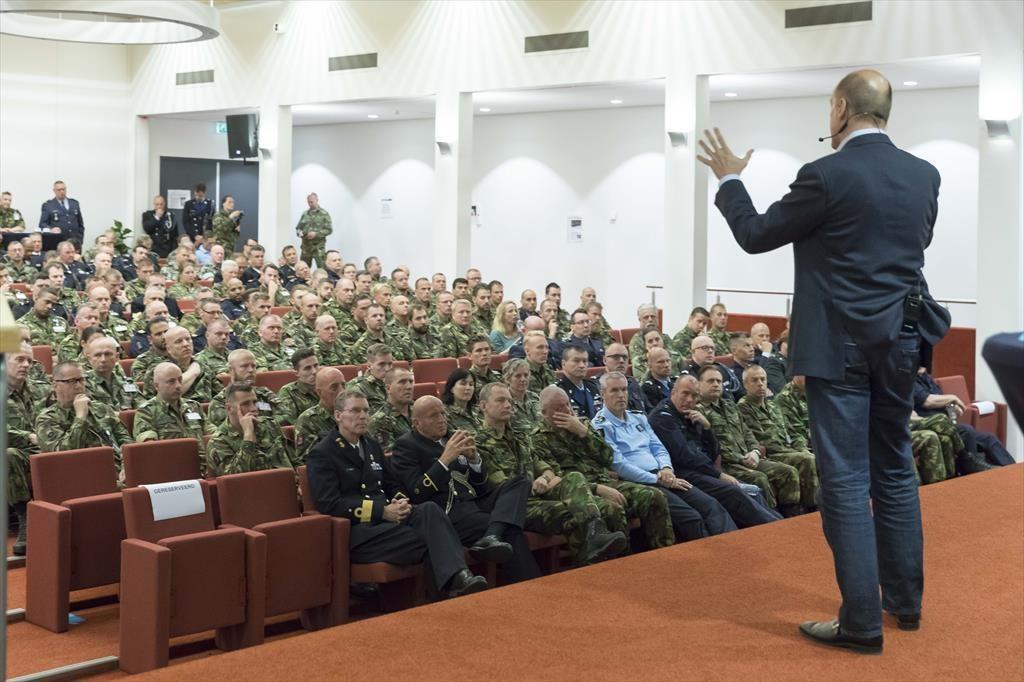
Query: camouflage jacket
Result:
<box><xmin>773</xmin><ymin>382</ymin><xmax>811</xmax><ymax>446</ymax></box>
<box><xmin>131</xmin><ymin>347</ymin><xmax>170</xmax><ymax>384</ymax></box>
<box><xmin>313</xmin><ymin>339</ymin><xmax>348</xmax><ymax>366</ymax></box>
<box><xmin>350</xmin><ymin>329</ymin><xmax>413</xmax><ymax>363</ymax></box>
<box><xmin>195</xmin><ymin>346</ymin><xmax>229</xmax><ymax>377</ymax></box>
<box><xmin>206</xmin><ymin>417</ymin><xmax>295</xmax><ymax>476</ymax></box>
<box><xmin>346</xmin><ymin>373</ymin><xmax>387</xmax><ymax>414</ymax></box>
<box><xmin>18</xmin><ymin>310</ymin><xmax>69</xmax><ymax>346</ymax></box>
<box><xmin>672</xmin><ymin>325</ymin><xmax>701</xmax><ymax>357</ymax></box>
<box><xmin>737</xmin><ymin>395</ymin><xmax>808</xmax><ymax>453</ymax></box>
<box><xmin>141</xmin><ymin>357</ymin><xmax>220</xmax><ymax>403</ymax></box>
<box><xmin>6</xmin><ymin>380</ymin><xmax>50</xmax><ymax>452</ymax></box>
<box><xmin>445</xmin><ymin>404</ymin><xmax>480</xmax><ymax>433</ymax></box>
<box><xmin>709</xmin><ymin>328</ymin><xmax>731</xmax><ymax>356</ymax></box>
<box><xmin>528</xmin><ymin>360</ymin><xmax>557</xmax><ymax>395</ymax></box>
<box><xmin>436</xmin><ymin>322</ymin><xmax>473</xmax><ymax>359</ymax></box>
<box><xmin>698</xmin><ymin>397</ymin><xmax>759</xmax><ymax>463</ymax></box>
<box><xmin>132</xmin><ymin>395</ymin><xmax>210</xmax><ymax>459</ymax></box>
<box><xmin>296</xmin><ymin>207</ymin><xmax>332</xmax><ymax>241</ymax></box>
<box><xmin>468</xmin><ymin>366</ymin><xmax>503</xmax><ymax>399</ymax></box>
<box><xmin>277</xmin><ymin>380</ymin><xmax>320</xmax><ymax>425</ymax></box>
<box><xmin>36</xmin><ymin>402</ymin><xmax>131</xmax><ymax>467</ymax></box>
<box><xmin>85</xmin><ymin>365</ymin><xmax>143</xmax><ymax>410</ymax></box>
<box><xmin>294</xmin><ymin>403</ymin><xmax>334</xmax><ymax>463</ymax></box>
<box><xmin>532</xmin><ymin>421</ymin><xmax>616</xmax><ymax>486</ymax></box>
<box><xmin>510</xmin><ymin>391</ymin><xmax>541</xmax><ymax>433</ymax></box>
<box><xmin>474</xmin><ymin>422</ymin><xmax>552</xmax><ymax>486</ymax></box>
<box><xmin>406</xmin><ymin>328</ymin><xmax>439</xmax><ymax>360</ymax></box>
<box><xmin>249</xmin><ymin>340</ymin><xmax>296</xmax><ymax>371</ymax></box>
<box><xmin>207</xmin><ymin>384</ymin><xmax>282</xmax><ymax>426</ymax></box>
<box><xmin>367</xmin><ymin>401</ymin><xmax>413</xmax><ymax>454</ymax></box>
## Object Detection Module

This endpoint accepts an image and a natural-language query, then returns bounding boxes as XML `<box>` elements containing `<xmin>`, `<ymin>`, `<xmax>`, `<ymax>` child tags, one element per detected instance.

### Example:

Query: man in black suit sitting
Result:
<box><xmin>305</xmin><ymin>390</ymin><xmax>488</xmax><ymax>598</ymax></box>
<box><xmin>391</xmin><ymin>396</ymin><xmax>541</xmax><ymax>583</ymax></box>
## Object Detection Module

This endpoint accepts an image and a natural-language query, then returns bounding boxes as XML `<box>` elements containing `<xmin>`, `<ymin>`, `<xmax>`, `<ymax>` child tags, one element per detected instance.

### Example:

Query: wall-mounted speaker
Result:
<box><xmin>226</xmin><ymin>113</ymin><xmax>258</xmax><ymax>159</ymax></box>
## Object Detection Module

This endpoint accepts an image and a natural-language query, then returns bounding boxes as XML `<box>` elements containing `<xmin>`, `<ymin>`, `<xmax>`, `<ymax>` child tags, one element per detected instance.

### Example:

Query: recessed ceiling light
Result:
<box><xmin>479</xmin><ymin>107</ymin><xmax>492</xmax><ymax>113</ymax></box>
<box><xmin>724</xmin><ymin>92</ymin><xmax>738</xmax><ymax>98</ymax></box>
<box><xmin>367</xmin><ymin>114</ymin><xmax>379</xmax><ymax>119</ymax></box>
<box><xmin>903</xmin><ymin>81</ymin><xmax>918</xmax><ymax>87</ymax></box>
<box><xmin>609</xmin><ymin>98</ymin><xmax>623</xmax><ymax>104</ymax></box>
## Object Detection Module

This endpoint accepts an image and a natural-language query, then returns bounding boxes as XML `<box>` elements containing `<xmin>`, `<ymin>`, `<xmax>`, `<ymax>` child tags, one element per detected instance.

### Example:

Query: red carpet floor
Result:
<box><xmin>7</xmin><ymin>465</ymin><xmax>1024</xmax><ymax>681</ymax></box>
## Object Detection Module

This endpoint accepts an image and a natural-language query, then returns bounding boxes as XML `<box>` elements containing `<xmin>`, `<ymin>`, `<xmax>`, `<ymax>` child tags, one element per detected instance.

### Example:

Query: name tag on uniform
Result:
<box><xmin>52</xmin><ymin>320</ymin><xmax>67</xmax><ymax>332</ymax></box>
<box><xmin>15</xmin><ymin>291</ymin><xmax>26</xmax><ymax>301</ymax></box>
<box><xmin>257</xmin><ymin>401</ymin><xmax>272</xmax><ymax>412</ymax></box>
<box><xmin>636</xmin><ymin>424</ymin><xmax>646</xmax><ymax>432</ymax></box>
<box><xmin>115</xmin><ymin>325</ymin><xmax>128</xmax><ymax>332</ymax></box>
<box><xmin>185</xmin><ymin>411</ymin><xmax>202</xmax><ymax>421</ymax></box>
<box><xmin>167</xmin><ymin>320</ymin><xmax>177</xmax><ymax>328</ymax></box>
<box><xmin>123</xmin><ymin>382</ymin><xmax>138</xmax><ymax>393</ymax></box>
<box><xmin>284</xmin><ymin>347</ymin><xmax>295</xmax><ymax>357</ymax></box>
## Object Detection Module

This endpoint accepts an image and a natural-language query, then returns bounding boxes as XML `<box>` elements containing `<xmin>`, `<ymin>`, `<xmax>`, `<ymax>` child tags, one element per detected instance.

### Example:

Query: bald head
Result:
<box><xmin>411</xmin><ymin>395</ymin><xmax>443</xmax><ymax>420</ymax></box>
<box><xmin>522</xmin><ymin>315</ymin><xmax>546</xmax><ymax>332</ymax></box>
<box><xmin>834</xmin><ymin>69</ymin><xmax>892</xmax><ymax>124</ymax></box>
<box><xmin>153</xmin><ymin>362</ymin><xmax>184</xmax><ymax>401</ymax></box>
<box><xmin>411</xmin><ymin>395</ymin><xmax>447</xmax><ymax>440</ymax></box>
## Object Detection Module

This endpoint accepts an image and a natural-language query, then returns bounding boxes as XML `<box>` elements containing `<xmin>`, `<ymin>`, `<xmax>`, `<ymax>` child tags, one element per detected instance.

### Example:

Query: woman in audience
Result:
<box><xmin>489</xmin><ymin>300</ymin><xmax>521</xmax><ymax>352</ymax></box>
<box><xmin>168</xmin><ymin>263</ymin><xmax>199</xmax><ymax>299</ymax></box>
<box><xmin>441</xmin><ymin>368</ymin><xmax>480</xmax><ymax>432</ymax></box>
<box><xmin>503</xmin><ymin>358</ymin><xmax>540</xmax><ymax>432</ymax></box>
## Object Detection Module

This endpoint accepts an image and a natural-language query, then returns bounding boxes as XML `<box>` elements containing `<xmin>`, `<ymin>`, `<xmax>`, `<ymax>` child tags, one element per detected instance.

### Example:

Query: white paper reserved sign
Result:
<box><xmin>141</xmin><ymin>479</ymin><xmax>206</xmax><ymax>521</ymax></box>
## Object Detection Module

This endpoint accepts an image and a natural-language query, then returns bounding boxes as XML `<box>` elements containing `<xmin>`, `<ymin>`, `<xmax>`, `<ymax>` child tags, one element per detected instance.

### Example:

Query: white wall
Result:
<box><xmin>704</xmin><ymin>86</ymin><xmax>980</xmax><ymax>327</ymax></box>
<box><xmin>0</xmin><ymin>35</ymin><xmax>132</xmax><ymax>244</ymax></box>
<box><xmin>291</xmin><ymin>118</ymin><xmax>436</xmax><ymax>275</ymax></box>
<box><xmin>146</xmin><ymin>116</ymin><xmax>236</xmax><ymax>200</ymax></box>
<box><xmin>471</xmin><ymin>106</ymin><xmax>665</xmax><ymax>328</ymax></box>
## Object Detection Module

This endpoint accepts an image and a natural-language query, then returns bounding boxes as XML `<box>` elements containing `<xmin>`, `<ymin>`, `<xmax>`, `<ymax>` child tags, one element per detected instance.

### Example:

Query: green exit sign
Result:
<box><xmin>216</xmin><ymin>122</ymin><xmax>228</xmax><ymax>134</ymax></box>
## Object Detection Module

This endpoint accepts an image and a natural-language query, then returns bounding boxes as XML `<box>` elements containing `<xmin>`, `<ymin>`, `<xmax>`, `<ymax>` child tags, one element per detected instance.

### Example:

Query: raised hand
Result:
<box><xmin>696</xmin><ymin>127</ymin><xmax>753</xmax><ymax>180</ymax></box>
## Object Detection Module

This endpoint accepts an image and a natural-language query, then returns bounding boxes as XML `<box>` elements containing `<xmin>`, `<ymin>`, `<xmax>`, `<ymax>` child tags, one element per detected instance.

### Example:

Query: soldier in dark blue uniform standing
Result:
<box><xmin>182</xmin><ymin>183</ymin><xmax>214</xmax><ymax>245</ymax></box>
<box><xmin>39</xmin><ymin>180</ymin><xmax>85</xmax><ymax>248</ymax></box>
<box><xmin>141</xmin><ymin>195</ymin><xmax>179</xmax><ymax>259</ymax></box>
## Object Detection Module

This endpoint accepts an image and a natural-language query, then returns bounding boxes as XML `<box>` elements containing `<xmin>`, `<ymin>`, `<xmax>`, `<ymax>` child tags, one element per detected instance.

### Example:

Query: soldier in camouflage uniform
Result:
<box><xmin>284</xmin><ymin>293</ymin><xmax>320</xmax><ymax>350</ymax></box>
<box><xmin>18</xmin><ymin>286</ymin><xmax>69</xmax><ymax>345</ymax></box>
<box><xmin>367</xmin><ymin>367</ymin><xmax>415</xmax><ymax>455</ymax></box>
<box><xmin>406</xmin><ymin>304</ymin><xmax>439</xmax><ymax>359</ymax></box>
<box><xmin>295</xmin><ymin>192</ymin><xmax>332</xmax><ymax>270</ymax></box>
<box><xmin>429</xmin><ymin>291</ymin><xmax>454</xmax><ymax>335</ymax></box>
<box><xmin>503</xmin><ymin>358</ymin><xmax>542</xmax><ymax>433</ymax></box>
<box><xmin>5</xmin><ymin>241</ymin><xmax>38</xmax><ymax>283</ymax></box>
<box><xmin>737</xmin><ymin>365</ymin><xmax>819</xmax><ymax>509</ymax></box>
<box><xmin>249</xmin><ymin>315</ymin><xmax>297</xmax><ymax>371</ymax></box>
<box><xmin>436</xmin><ymin>299</ymin><xmax>475</xmax><ymax>359</ymax></box>
<box><xmin>232</xmin><ymin>290</ymin><xmax>273</xmax><ymax>347</ymax></box>
<box><xmin>533</xmin><ymin>386</ymin><xmax>675</xmax><ymax>549</ymax></box>
<box><xmin>206</xmin><ymin>383</ymin><xmax>296</xmax><ymax>476</ymax></box>
<box><xmin>133</xmin><ymin>362</ymin><xmax>212</xmax><ymax>462</ymax></box>
<box><xmin>37</xmin><ymin>361</ymin><xmax>132</xmax><ymax>470</ymax></box>
<box><xmin>910</xmin><ymin>412</ymin><xmax>965</xmax><ymax>484</ymax></box>
<box><xmin>475</xmin><ymin>383</ymin><xmax>628</xmax><ymax>566</ymax></box>
<box><xmin>469</xmin><ymin>285</ymin><xmax>494</xmax><ymax>337</ymax></box>
<box><xmin>696</xmin><ymin>365</ymin><xmax>801</xmax><ymax>514</ymax></box>
<box><xmin>346</xmin><ymin>344</ymin><xmax>392</xmax><ymax>414</ymax></box>
<box><xmin>89</xmin><ymin>285</ymin><xmax>134</xmax><ymax>344</ymax></box>
<box><xmin>773</xmin><ymin>377</ymin><xmax>812</xmax><ymax>449</ymax></box>
<box><xmin>5</xmin><ymin>342</ymin><xmax>48</xmax><ymax>555</ymax></box>
<box><xmin>672</xmin><ymin>307</ymin><xmax>710</xmax><ymax>357</ymax></box>
<box><xmin>707</xmin><ymin>303</ymin><xmax>732</xmax><ymax>355</ymax></box>
<box><xmin>631</xmin><ymin>327</ymin><xmax>684</xmax><ymax>380</ymax></box>
<box><xmin>277</xmin><ymin>349</ymin><xmax>321</xmax><ymax>424</ymax></box>
<box><xmin>312</xmin><ymin>314</ymin><xmax>347</xmax><ymax>366</ymax></box>
<box><xmin>53</xmin><ymin>303</ymin><xmax>101</xmax><ymax>362</ymax></box>
<box><xmin>466</xmin><ymin>336</ymin><xmax>503</xmax><ymax>399</ymax></box>
<box><xmin>584</xmin><ymin>301</ymin><xmax>616</xmax><ymax>348</ymax></box>
<box><xmin>210</xmin><ymin>196</ymin><xmax>242</xmax><ymax>252</ymax></box>
<box><xmin>322</xmin><ymin>278</ymin><xmax>359</xmax><ymax>340</ymax></box>
<box><xmin>350</xmin><ymin>303</ymin><xmax>413</xmax><ymax>363</ymax></box>
<box><xmin>294</xmin><ymin>367</ymin><xmax>347</xmax><ymax>463</ymax></box>
<box><xmin>141</xmin><ymin>325</ymin><xmax>220</xmax><ymax>402</ymax></box>
<box><xmin>130</xmin><ymin>316</ymin><xmax>171</xmax><ymax>384</ymax></box>
<box><xmin>84</xmin><ymin>335</ymin><xmax>143</xmax><ymax>410</ymax></box>
<box><xmin>523</xmin><ymin>331</ymin><xmax>558</xmax><ymax>394</ymax></box>
<box><xmin>194</xmin><ymin>318</ymin><xmax>232</xmax><ymax>377</ymax></box>
<box><xmin>627</xmin><ymin>305</ymin><xmax>675</xmax><ymax>372</ymax></box>
<box><xmin>0</xmin><ymin>190</ymin><xmax>26</xmax><ymax>228</ymax></box>
<box><xmin>207</xmin><ymin>349</ymin><xmax>283</xmax><ymax>425</ymax></box>
<box><xmin>541</xmin><ymin>284</ymin><xmax>572</xmax><ymax>337</ymax></box>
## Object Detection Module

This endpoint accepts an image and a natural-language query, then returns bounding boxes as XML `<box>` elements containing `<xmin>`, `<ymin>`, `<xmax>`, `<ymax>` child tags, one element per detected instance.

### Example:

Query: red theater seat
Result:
<box><xmin>254</xmin><ymin>369</ymin><xmax>297</xmax><ymax>393</ymax></box>
<box><xmin>31</xmin><ymin>345</ymin><xmax>53</xmax><ymax>374</ymax></box>
<box><xmin>413</xmin><ymin>382</ymin><xmax>437</xmax><ymax>399</ymax></box>
<box><xmin>411</xmin><ymin>357</ymin><xmax>458</xmax><ymax>383</ymax></box>
<box><xmin>936</xmin><ymin>375</ymin><xmax>1008</xmax><ymax>445</ymax></box>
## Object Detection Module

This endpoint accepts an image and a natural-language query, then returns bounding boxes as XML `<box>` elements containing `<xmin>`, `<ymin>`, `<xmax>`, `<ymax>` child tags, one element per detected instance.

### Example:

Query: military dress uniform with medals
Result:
<box><xmin>39</xmin><ymin>196</ymin><xmax>85</xmax><ymax>247</ymax></box>
<box><xmin>305</xmin><ymin>428</ymin><xmax>471</xmax><ymax>592</ymax></box>
<box><xmin>141</xmin><ymin>208</ymin><xmax>180</xmax><ymax>258</ymax></box>
<box><xmin>183</xmin><ymin>196</ymin><xmax>214</xmax><ymax>242</ymax></box>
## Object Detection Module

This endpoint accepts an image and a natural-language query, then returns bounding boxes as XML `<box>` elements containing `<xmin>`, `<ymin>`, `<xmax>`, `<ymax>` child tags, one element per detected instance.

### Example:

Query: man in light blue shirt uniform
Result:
<box><xmin>593</xmin><ymin>371</ymin><xmax>736</xmax><ymax>542</ymax></box>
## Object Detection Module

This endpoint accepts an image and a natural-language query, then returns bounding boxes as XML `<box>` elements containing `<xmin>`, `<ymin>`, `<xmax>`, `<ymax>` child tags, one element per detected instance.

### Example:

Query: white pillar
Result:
<box><xmin>130</xmin><ymin>114</ymin><xmax>150</xmax><ymax>238</ymax></box>
<box><xmin>976</xmin><ymin>42</ymin><xmax>1024</xmax><ymax>456</ymax></box>
<box><xmin>257</xmin><ymin>103</ymin><xmax>293</xmax><ymax>260</ymax></box>
<box><xmin>663</xmin><ymin>71</ymin><xmax>710</xmax><ymax>333</ymax></box>
<box><xmin>433</xmin><ymin>92</ymin><xmax>473</xmax><ymax>280</ymax></box>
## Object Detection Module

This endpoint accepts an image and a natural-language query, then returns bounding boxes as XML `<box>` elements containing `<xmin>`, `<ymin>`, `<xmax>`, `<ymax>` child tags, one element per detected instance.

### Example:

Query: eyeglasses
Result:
<box><xmin>693</xmin><ymin>345</ymin><xmax>715</xmax><ymax>353</ymax></box>
<box><xmin>54</xmin><ymin>377</ymin><xmax>85</xmax><ymax>384</ymax></box>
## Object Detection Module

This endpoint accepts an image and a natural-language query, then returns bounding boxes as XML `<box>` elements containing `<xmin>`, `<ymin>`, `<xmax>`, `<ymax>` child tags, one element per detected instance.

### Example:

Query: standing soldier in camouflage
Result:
<box><xmin>206</xmin><ymin>383</ymin><xmax>296</xmax><ymax>476</ymax></box>
<box><xmin>0</xmin><ymin>190</ymin><xmax>26</xmax><ymax>229</ymax></box>
<box><xmin>437</xmin><ymin>299</ymin><xmax>475</xmax><ymax>359</ymax></box>
<box><xmin>211</xmin><ymin>195</ymin><xmax>243</xmax><ymax>252</ymax></box>
<box><xmin>133</xmin><ymin>363</ymin><xmax>211</xmax><ymax>460</ymax></box>
<box><xmin>695</xmin><ymin>365</ymin><xmax>802</xmax><ymax>516</ymax></box>
<box><xmin>367</xmin><ymin>367</ymin><xmax>415</xmax><ymax>455</ymax></box>
<box><xmin>346</xmin><ymin>344</ymin><xmax>392</xmax><ymax>413</ymax></box>
<box><xmin>405</xmin><ymin>304</ymin><xmax>439</xmax><ymax>359</ymax></box>
<box><xmin>84</xmin><ymin>336</ymin><xmax>143</xmax><ymax>410</ymax></box>
<box><xmin>533</xmin><ymin>386</ymin><xmax>675</xmax><ymax>550</ymax></box>
<box><xmin>5</xmin><ymin>341</ymin><xmax>48</xmax><ymax>555</ymax></box>
<box><xmin>207</xmin><ymin>349</ymin><xmax>283</xmax><ymax>425</ymax></box>
<box><xmin>774</xmin><ymin>376</ymin><xmax>812</xmax><ymax>448</ymax></box>
<box><xmin>296</xmin><ymin>192</ymin><xmax>332</xmax><ymax>270</ymax></box>
<box><xmin>36</xmin><ymin>362</ymin><xmax>132</xmax><ymax>470</ymax></box>
<box><xmin>294</xmin><ymin>367</ymin><xmax>346</xmax><ymax>462</ymax></box>
<box><xmin>737</xmin><ymin>365</ymin><xmax>819</xmax><ymax>510</ymax></box>
<box><xmin>277</xmin><ymin>349</ymin><xmax>321</xmax><ymax>424</ymax></box>
<box><xmin>18</xmin><ymin>286</ymin><xmax>69</xmax><ymax>345</ymax></box>
<box><xmin>475</xmin><ymin>383</ymin><xmax>628</xmax><ymax>566</ymax></box>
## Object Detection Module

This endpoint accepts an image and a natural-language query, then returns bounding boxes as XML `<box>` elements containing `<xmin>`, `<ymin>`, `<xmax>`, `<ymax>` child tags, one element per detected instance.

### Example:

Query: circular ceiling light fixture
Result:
<box><xmin>0</xmin><ymin>0</ymin><xmax>220</xmax><ymax>45</ymax></box>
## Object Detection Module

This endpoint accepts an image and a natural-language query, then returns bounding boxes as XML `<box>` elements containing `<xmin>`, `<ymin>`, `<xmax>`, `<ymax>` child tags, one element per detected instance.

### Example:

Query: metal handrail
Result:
<box><xmin>706</xmin><ymin>287</ymin><xmax>976</xmax><ymax>306</ymax></box>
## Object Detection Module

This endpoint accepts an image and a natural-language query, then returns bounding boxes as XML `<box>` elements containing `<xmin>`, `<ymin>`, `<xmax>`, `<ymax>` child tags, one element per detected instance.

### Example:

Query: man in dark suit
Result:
<box><xmin>305</xmin><ymin>390</ymin><xmax>488</xmax><ymax>598</ymax></box>
<box><xmin>561</xmin><ymin>309</ymin><xmax>605</xmax><ymax>366</ymax></box>
<box><xmin>699</xmin><ymin>69</ymin><xmax>950</xmax><ymax>653</ymax></box>
<box><xmin>39</xmin><ymin>180</ymin><xmax>85</xmax><ymax>248</ymax></box>
<box><xmin>141</xmin><ymin>195</ymin><xmax>180</xmax><ymax>259</ymax></box>
<box><xmin>391</xmin><ymin>396</ymin><xmax>541</xmax><ymax>583</ymax></box>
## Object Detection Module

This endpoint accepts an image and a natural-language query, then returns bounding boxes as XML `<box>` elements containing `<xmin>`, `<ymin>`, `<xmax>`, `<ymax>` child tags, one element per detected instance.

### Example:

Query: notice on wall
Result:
<box><xmin>380</xmin><ymin>196</ymin><xmax>393</xmax><ymax>219</ymax></box>
<box><xmin>167</xmin><ymin>189</ymin><xmax>191</xmax><ymax>210</ymax></box>
<box><xmin>567</xmin><ymin>215</ymin><xmax>583</xmax><ymax>243</ymax></box>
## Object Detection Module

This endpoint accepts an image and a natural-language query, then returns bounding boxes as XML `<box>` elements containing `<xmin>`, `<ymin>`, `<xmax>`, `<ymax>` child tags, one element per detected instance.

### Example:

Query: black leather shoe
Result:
<box><xmin>469</xmin><ymin>535</ymin><xmax>513</xmax><ymax>564</ymax></box>
<box><xmin>446</xmin><ymin>569</ymin><xmax>488</xmax><ymax>598</ymax></box>
<box><xmin>957</xmin><ymin>453</ymin><xmax>993</xmax><ymax>475</ymax></box>
<box><xmin>798</xmin><ymin>619</ymin><xmax>883</xmax><ymax>654</ymax></box>
<box><xmin>891</xmin><ymin>612</ymin><xmax>921</xmax><ymax>631</ymax></box>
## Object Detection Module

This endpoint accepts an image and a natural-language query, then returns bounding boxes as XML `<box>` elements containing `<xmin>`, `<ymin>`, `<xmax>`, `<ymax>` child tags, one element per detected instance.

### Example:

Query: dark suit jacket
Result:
<box><xmin>130</xmin><ymin>293</ymin><xmax>182</xmax><ymax>319</ymax></box>
<box><xmin>39</xmin><ymin>197</ymin><xmax>84</xmax><ymax>244</ymax></box>
<box><xmin>648</xmin><ymin>398</ymin><xmax>722</xmax><ymax>479</ymax></box>
<box><xmin>391</xmin><ymin>429</ymin><xmax>490</xmax><ymax>508</ymax></box>
<box><xmin>715</xmin><ymin>133</ymin><xmax>950</xmax><ymax>380</ymax></box>
<box><xmin>305</xmin><ymin>427</ymin><xmax>398</xmax><ymax>524</ymax></box>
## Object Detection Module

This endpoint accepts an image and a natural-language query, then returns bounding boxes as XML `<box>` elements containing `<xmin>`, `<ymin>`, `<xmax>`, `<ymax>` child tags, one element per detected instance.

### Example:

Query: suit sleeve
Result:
<box><xmin>141</xmin><ymin>212</ymin><xmax>160</xmax><ymax>238</ymax></box>
<box><xmin>715</xmin><ymin>162</ymin><xmax>827</xmax><ymax>254</ymax></box>
<box><xmin>38</xmin><ymin>203</ymin><xmax>49</xmax><ymax>229</ymax></box>
<box><xmin>650</xmin><ymin>412</ymin><xmax>714</xmax><ymax>478</ymax></box>
<box><xmin>391</xmin><ymin>436</ymin><xmax>452</xmax><ymax>503</ymax></box>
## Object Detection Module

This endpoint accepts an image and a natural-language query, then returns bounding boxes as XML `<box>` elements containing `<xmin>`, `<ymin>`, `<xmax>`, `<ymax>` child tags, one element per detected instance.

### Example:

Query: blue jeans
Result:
<box><xmin>805</xmin><ymin>332</ymin><xmax>923</xmax><ymax>638</ymax></box>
